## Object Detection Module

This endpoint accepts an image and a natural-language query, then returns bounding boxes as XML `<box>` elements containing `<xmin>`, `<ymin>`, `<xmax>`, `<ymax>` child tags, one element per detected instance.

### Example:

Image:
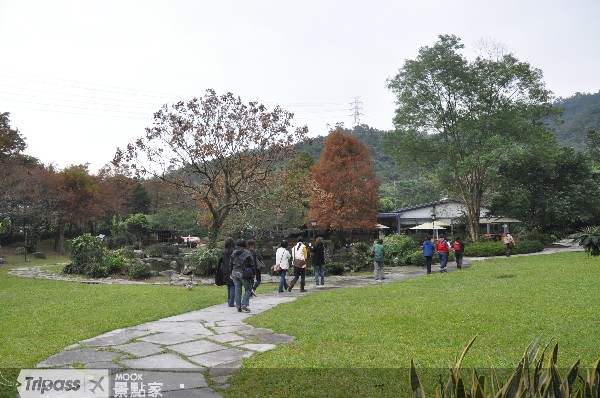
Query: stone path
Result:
<box><xmin>23</xmin><ymin>240</ymin><xmax>582</xmax><ymax>397</ymax></box>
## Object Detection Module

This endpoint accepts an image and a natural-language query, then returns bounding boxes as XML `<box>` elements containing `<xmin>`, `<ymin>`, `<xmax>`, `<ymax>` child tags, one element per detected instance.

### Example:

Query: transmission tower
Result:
<box><xmin>349</xmin><ymin>97</ymin><xmax>363</xmax><ymax>126</ymax></box>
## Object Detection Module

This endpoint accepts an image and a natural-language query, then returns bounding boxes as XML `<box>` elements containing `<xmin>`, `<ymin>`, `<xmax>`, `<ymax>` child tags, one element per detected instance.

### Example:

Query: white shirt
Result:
<box><xmin>276</xmin><ymin>247</ymin><xmax>291</xmax><ymax>270</ymax></box>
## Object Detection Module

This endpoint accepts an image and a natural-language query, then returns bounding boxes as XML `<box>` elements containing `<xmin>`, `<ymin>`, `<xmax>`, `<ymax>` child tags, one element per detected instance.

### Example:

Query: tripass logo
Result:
<box><xmin>17</xmin><ymin>369</ymin><xmax>109</xmax><ymax>398</ymax></box>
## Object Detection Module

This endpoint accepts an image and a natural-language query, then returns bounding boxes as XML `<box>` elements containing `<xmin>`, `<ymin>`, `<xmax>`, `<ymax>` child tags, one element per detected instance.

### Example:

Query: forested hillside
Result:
<box><xmin>552</xmin><ymin>91</ymin><xmax>600</xmax><ymax>150</ymax></box>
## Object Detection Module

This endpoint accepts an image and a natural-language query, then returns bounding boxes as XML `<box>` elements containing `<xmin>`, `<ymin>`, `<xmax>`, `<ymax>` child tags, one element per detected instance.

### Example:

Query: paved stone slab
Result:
<box><xmin>238</xmin><ymin>343</ymin><xmax>277</xmax><ymax>352</ymax></box>
<box><xmin>228</xmin><ymin>341</ymin><xmax>245</xmax><ymax>346</ymax></box>
<box><xmin>189</xmin><ymin>349</ymin><xmax>253</xmax><ymax>367</ymax></box>
<box><xmin>139</xmin><ymin>332</ymin><xmax>203</xmax><ymax>346</ymax></box>
<box><xmin>84</xmin><ymin>361</ymin><xmax>123</xmax><ymax>369</ymax></box>
<box><xmin>37</xmin><ymin>348</ymin><xmax>122</xmax><ymax>367</ymax></box>
<box><xmin>120</xmin><ymin>353</ymin><xmax>203</xmax><ymax>370</ymax></box>
<box><xmin>112</xmin><ymin>370</ymin><xmax>208</xmax><ymax>391</ymax></box>
<box><xmin>205</xmin><ymin>333</ymin><xmax>246</xmax><ymax>344</ymax></box>
<box><xmin>208</xmin><ymin>361</ymin><xmax>242</xmax><ymax>377</ymax></box>
<box><xmin>114</xmin><ymin>341</ymin><xmax>165</xmax><ymax>357</ymax></box>
<box><xmin>169</xmin><ymin>340</ymin><xmax>227</xmax><ymax>356</ymax></box>
<box><xmin>258</xmin><ymin>333</ymin><xmax>296</xmax><ymax>344</ymax></box>
<box><xmin>237</xmin><ymin>328</ymin><xmax>273</xmax><ymax>336</ymax></box>
<box><xmin>133</xmin><ymin>321</ymin><xmax>213</xmax><ymax>336</ymax></box>
<box><xmin>213</xmin><ymin>325</ymin><xmax>252</xmax><ymax>334</ymax></box>
<box><xmin>80</xmin><ymin>328</ymin><xmax>151</xmax><ymax>346</ymax></box>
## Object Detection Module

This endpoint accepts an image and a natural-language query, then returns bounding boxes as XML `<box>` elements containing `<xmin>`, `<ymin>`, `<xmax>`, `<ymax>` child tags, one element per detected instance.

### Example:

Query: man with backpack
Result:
<box><xmin>435</xmin><ymin>235</ymin><xmax>450</xmax><ymax>273</ymax></box>
<box><xmin>453</xmin><ymin>237</ymin><xmax>464</xmax><ymax>269</ymax></box>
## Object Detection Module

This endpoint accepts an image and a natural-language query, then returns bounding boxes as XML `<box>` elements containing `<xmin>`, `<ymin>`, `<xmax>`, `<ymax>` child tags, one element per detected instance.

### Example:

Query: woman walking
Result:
<box><xmin>218</xmin><ymin>237</ymin><xmax>236</xmax><ymax>307</ymax></box>
<box><xmin>275</xmin><ymin>240</ymin><xmax>291</xmax><ymax>293</ymax></box>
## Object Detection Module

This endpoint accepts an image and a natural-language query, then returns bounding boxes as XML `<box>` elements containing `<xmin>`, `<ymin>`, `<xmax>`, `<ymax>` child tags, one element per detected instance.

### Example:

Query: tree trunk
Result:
<box><xmin>55</xmin><ymin>220</ymin><xmax>66</xmax><ymax>255</ymax></box>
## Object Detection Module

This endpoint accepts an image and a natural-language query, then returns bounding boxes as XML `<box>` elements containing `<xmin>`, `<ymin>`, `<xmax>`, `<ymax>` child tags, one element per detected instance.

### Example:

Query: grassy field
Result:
<box><xmin>0</xmin><ymin>246</ymin><xmax>227</xmax><ymax>369</ymax></box>
<box><xmin>223</xmin><ymin>252</ymin><xmax>600</xmax><ymax>397</ymax></box>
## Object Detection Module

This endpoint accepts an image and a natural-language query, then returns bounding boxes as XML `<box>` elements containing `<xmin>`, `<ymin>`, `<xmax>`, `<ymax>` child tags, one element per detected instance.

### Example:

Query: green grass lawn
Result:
<box><xmin>223</xmin><ymin>252</ymin><xmax>600</xmax><ymax>397</ymax></box>
<box><xmin>0</xmin><ymin>249</ymin><xmax>226</xmax><ymax>369</ymax></box>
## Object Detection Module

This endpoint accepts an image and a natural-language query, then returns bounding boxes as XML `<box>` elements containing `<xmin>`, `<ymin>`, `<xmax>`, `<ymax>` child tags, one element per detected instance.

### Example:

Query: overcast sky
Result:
<box><xmin>1</xmin><ymin>0</ymin><xmax>599</xmax><ymax>172</ymax></box>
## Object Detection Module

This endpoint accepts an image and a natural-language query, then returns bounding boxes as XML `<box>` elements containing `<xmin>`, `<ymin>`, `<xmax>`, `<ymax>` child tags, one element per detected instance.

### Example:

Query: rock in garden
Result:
<box><xmin>15</xmin><ymin>247</ymin><xmax>26</xmax><ymax>255</ymax></box>
<box><xmin>33</xmin><ymin>252</ymin><xmax>46</xmax><ymax>259</ymax></box>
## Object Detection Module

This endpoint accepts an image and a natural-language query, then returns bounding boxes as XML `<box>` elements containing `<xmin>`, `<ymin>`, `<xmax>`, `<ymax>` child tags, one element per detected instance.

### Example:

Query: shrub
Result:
<box><xmin>102</xmin><ymin>248</ymin><xmax>127</xmax><ymax>274</ymax></box>
<box><xmin>383</xmin><ymin>235</ymin><xmax>419</xmax><ymax>266</ymax></box>
<box><xmin>128</xmin><ymin>260</ymin><xmax>151</xmax><ymax>279</ymax></box>
<box><xmin>572</xmin><ymin>226</ymin><xmax>600</xmax><ymax>256</ymax></box>
<box><xmin>85</xmin><ymin>262</ymin><xmax>109</xmax><ymax>278</ymax></box>
<box><xmin>63</xmin><ymin>234</ymin><xmax>104</xmax><ymax>276</ymax></box>
<box><xmin>145</xmin><ymin>243</ymin><xmax>180</xmax><ymax>257</ymax></box>
<box><xmin>324</xmin><ymin>261</ymin><xmax>345</xmax><ymax>275</ymax></box>
<box><xmin>188</xmin><ymin>247</ymin><xmax>221</xmax><ymax>276</ymax></box>
<box><xmin>408</xmin><ymin>250</ymin><xmax>426</xmax><ymax>266</ymax></box>
<box><xmin>513</xmin><ymin>240</ymin><xmax>544</xmax><ymax>254</ymax></box>
<box><xmin>344</xmin><ymin>242</ymin><xmax>372</xmax><ymax>272</ymax></box>
<box><xmin>524</xmin><ymin>233</ymin><xmax>556</xmax><ymax>246</ymax></box>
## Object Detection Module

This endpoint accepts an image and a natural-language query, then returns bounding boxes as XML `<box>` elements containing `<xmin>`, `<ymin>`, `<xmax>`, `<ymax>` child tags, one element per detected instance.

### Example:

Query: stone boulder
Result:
<box><xmin>33</xmin><ymin>252</ymin><xmax>47</xmax><ymax>259</ymax></box>
<box><xmin>15</xmin><ymin>247</ymin><xmax>26</xmax><ymax>255</ymax></box>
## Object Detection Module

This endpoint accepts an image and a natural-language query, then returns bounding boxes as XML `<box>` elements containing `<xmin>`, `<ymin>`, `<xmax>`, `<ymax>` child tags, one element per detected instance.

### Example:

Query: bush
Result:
<box><xmin>85</xmin><ymin>262</ymin><xmax>109</xmax><ymax>278</ymax></box>
<box><xmin>128</xmin><ymin>260</ymin><xmax>151</xmax><ymax>279</ymax></box>
<box><xmin>103</xmin><ymin>248</ymin><xmax>127</xmax><ymax>274</ymax></box>
<box><xmin>572</xmin><ymin>226</ymin><xmax>600</xmax><ymax>256</ymax></box>
<box><xmin>324</xmin><ymin>261</ymin><xmax>345</xmax><ymax>275</ymax></box>
<box><xmin>383</xmin><ymin>235</ymin><xmax>419</xmax><ymax>266</ymax></box>
<box><xmin>513</xmin><ymin>240</ymin><xmax>544</xmax><ymax>254</ymax></box>
<box><xmin>464</xmin><ymin>240</ymin><xmax>544</xmax><ymax>257</ymax></box>
<box><xmin>188</xmin><ymin>247</ymin><xmax>221</xmax><ymax>276</ymax></box>
<box><xmin>344</xmin><ymin>242</ymin><xmax>372</xmax><ymax>272</ymax></box>
<box><xmin>408</xmin><ymin>250</ymin><xmax>426</xmax><ymax>266</ymax></box>
<box><xmin>145</xmin><ymin>243</ymin><xmax>180</xmax><ymax>257</ymax></box>
<box><xmin>63</xmin><ymin>234</ymin><xmax>104</xmax><ymax>277</ymax></box>
<box><xmin>524</xmin><ymin>233</ymin><xmax>556</xmax><ymax>246</ymax></box>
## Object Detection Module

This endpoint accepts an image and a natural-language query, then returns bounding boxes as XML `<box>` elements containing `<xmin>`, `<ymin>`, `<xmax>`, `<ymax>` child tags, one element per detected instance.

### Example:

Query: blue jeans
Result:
<box><xmin>278</xmin><ymin>269</ymin><xmax>289</xmax><ymax>292</ymax></box>
<box><xmin>227</xmin><ymin>283</ymin><xmax>235</xmax><ymax>306</ymax></box>
<box><xmin>233</xmin><ymin>277</ymin><xmax>253</xmax><ymax>308</ymax></box>
<box><xmin>314</xmin><ymin>265</ymin><xmax>324</xmax><ymax>285</ymax></box>
<box><xmin>439</xmin><ymin>252</ymin><xmax>448</xmax><ymax>270</ymax></box>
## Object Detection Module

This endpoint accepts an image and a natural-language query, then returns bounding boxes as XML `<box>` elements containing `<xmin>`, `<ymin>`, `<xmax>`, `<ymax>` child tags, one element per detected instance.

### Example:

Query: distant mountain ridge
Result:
<box><xmin>551</xmin><ymin>90</ymin><xmax>600</xmax><ymax>150</ymax></box>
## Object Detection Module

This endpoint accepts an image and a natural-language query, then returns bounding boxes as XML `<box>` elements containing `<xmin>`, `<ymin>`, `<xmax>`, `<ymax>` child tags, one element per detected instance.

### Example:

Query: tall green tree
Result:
<box><xmin>385</xmin><ymin>34</ymin><xmax>558</xmax><ymax>240</ymax></box>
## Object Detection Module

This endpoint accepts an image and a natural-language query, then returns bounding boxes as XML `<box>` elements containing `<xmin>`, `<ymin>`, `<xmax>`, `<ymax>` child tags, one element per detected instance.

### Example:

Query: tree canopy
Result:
<box><xmin>113</xmin><ymin>89</ymin><xmax>308</xmax><ymax>246</ymax></box>
<box><xmin>309</xmin><ymin>130</ymin><xmax>380</xmax><ymax>233</ymax></box>
<box><xmin>385</xmin><ymin>34</ymin><xmax>559</xmax><ymax>240</ymax></box>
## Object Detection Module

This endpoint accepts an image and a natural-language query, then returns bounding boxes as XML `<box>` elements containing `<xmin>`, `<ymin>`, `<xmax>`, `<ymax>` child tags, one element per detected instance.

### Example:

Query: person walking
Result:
<box><xmin>218</xmin><ymin>237</ymin><xmax>236</xmax><ymax>307</ymax></box>
<box><xmin>229</xmin><ymin>239</ymin><xmax>255</xmax><ymax>312</ymax></box>
<box><xmin>275</xmin><ymin>240</ymin><xmax>291</xmax><ymax>293</ymax></box>
<box><xmin>312</xmin><ymin>236</ymin><xmax>326</xmax><ymax>286</ymax></box>
<box><xmin>288</xmin><ymin>237</ymin><xmax>308</xmax><ymax>292</ymax></box>
<box><xmin>422</xmin><ymin>235</ymin><xmax>435</xmax><ymax>274</ymax></box>
<box><xmin>436</xmin><ymin>235</ymin><xmax>450</xmax><ymax>273</ymax></box>
<box><xmin>247</xmin><ymin>239</ymin><xmax>263</xmax><ymax>298</ymax></box>
<box><xmin>373</xmin><ymin>238</ymin><xmax>385</xmax><ymax>280</ymax></box>
<box><xmin>503</xmin><ymin>233</ymin><xmax>515</xmax><ymax>257</ymax></box>
<box><xmin>453</xmin><ymin>237</ymin><xmax>464</xmax><ymax>269</ymax></box>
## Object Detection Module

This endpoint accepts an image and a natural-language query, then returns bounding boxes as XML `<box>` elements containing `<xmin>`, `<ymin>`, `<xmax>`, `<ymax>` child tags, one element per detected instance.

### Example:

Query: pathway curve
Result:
<box><xmin>28</xmin><ymin>240</ymin><xmax>582</xmax><ymax>397</ymax></box>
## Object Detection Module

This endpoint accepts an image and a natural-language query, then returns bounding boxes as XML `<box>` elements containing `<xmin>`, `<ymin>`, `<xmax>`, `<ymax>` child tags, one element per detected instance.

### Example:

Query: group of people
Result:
<box><xmin>422</xmin><ymin>235</ymin><xmax>464</xmax><ymax>274</ymax></box>
<box><xmin>217</xmin><ymin>236</ymin><xmax>326</xmax><ymax>313</ymax></box>
<box><xmin>422</xmin><ymin>232</ymin><xmax>515</xmax><ymax>273</ymax></box>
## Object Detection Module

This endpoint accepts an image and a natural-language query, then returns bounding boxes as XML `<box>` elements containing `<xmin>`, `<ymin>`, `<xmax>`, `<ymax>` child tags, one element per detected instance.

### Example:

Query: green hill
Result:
<box><xmin>551</xmin><ymin>90</ymin><xmax>600</xmax><ymax>150</ymax></box>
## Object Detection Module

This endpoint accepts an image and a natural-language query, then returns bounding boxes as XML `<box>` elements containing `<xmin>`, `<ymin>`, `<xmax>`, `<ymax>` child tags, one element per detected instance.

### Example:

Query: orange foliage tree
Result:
<box><xmin>309</xmin><ymin>130</ymin><xmax>380</xmax><ymax>233</ymax></box>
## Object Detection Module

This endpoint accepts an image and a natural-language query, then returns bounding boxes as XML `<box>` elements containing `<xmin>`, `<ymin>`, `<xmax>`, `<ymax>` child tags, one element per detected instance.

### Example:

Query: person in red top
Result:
<box><xmin>435</xmin><ymin>235</ymin><xmax>450</xmax><ymax>273</ymax></box>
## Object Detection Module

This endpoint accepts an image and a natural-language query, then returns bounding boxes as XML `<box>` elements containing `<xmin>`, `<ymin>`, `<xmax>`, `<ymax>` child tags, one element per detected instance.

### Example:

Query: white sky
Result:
<box><xmin>1</xmin><ymin>0</ymin><xmax>599</xmax><ymax>172</ymax></box>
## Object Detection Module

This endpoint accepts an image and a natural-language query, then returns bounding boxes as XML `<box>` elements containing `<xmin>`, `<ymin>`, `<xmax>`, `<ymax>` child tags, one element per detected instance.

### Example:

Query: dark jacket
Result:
<box><xmin>229</xmin><ymin>245</ymin><xmax>254</xmax><ymax>276</ymax></box>
<box><xmin>312</xmin><ymin>242</ymin><xmax>325</xmax><ymax>266</ymax></box>
<box><xmin>219</xmin><ymin>248</ymin><xmax>234</xmax><ymax>285</ymax></box>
